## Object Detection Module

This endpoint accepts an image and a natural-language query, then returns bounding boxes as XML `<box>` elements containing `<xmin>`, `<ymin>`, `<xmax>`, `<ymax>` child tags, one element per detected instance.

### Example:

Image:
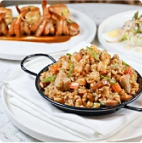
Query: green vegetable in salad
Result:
<box><xmin>133</xmin><ymin>11</ymin><xmax>139</xmax><ymax>20</ymax></box>
<box><xmin>100</xmin><ymin>102</ymin><xmax>105</xmax><ymax>106</ymax></box>
<box><xmin>134</xmin><ymin>26</ymin><xmax>141</xmax><ymax>34</ymax></box>
<box><xmin>129</xmin><ymin>35</ymin><xmax>142</xmax><ymax>47</ymax></box>
<box><xmin>66</xmin><ymin>53</ymin><xmax>71</xmax><ymax>56</ymax></box>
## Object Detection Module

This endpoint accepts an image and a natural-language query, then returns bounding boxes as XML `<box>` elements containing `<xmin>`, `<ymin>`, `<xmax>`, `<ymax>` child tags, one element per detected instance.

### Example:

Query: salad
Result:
<box><xmin>103</xmin><ymin>11</ymin><xmax>142</xmax><ymax>47</ymax></box>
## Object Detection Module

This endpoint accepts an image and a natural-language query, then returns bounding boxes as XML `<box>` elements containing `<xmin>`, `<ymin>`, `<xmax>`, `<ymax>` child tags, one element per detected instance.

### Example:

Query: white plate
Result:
<box><xmin>98</xmin><ymin>10</ymin><xmax>142</xmax><ymax>59</ymax></box>
<box><xmin>0</xmin><ymin>4</ymin><xmax>96</xmax><ymax>60</ymax></box>
<box><xmin>1</xmin><ymin>41</ymin><xmax>142</xmax><ymax>142</ymax></box>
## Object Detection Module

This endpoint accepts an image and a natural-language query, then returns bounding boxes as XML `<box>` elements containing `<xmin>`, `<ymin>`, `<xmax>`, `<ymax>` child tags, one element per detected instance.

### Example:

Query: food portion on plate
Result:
<box><xmin>39</xmin><ymin>45</ymin><xmax>140</xmax><ymax>108</ymax></box>
<box><xmin>103</xmin><ymin>11</ymin><xmax>142</xmax><ymax>47</ymax></box>
<box><xmin>0</xmin><ymin>0</ymin><xmax>79</xmax><ymax>42</ymax></box>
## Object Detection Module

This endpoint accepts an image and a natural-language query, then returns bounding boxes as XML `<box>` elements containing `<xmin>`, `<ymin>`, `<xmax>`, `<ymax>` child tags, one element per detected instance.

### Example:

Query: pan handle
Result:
<box><xmin>124</xmin><ymin>105</ymin><xmax>142</xmax><ymax>112</ymax></box>
<box><xmin>21</xmin><ymin>53</ymin><xmax>56</xmax><ymax>77</ymax></box>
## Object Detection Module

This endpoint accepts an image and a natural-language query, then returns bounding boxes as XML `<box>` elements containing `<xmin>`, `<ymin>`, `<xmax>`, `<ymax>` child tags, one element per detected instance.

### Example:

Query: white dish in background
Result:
<box><xmin>0</xmin><ymin>4</ymin><xmax>96</xmax><ymax>61</ymax></box>
<box><xmin>1</xmin><ymin>41</ymin><xmax>142</xmax><ymax>142</ymax></box>
<box><xmin>98</xmin><ymin>10</ymin><xmax>142</xmax><ymax>59</ymax></box>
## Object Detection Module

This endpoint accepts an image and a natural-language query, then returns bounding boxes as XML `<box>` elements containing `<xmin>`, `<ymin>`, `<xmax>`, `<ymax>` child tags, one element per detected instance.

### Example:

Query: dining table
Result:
<box><xmin>0</xmin><ymin>3</ymin><xmax>142</xmax><ymax>142</ymax></box>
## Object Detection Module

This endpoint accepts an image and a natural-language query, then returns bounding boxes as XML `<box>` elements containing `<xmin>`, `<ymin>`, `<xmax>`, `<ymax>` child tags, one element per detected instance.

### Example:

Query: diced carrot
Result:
<box><xmin>124</xmin><ymin>67</ymin><xmax>133</xmax><ymax>75</ymax></box>
<box><xmin>70</xmin><ymin>82</ymin><xmax>79</xmax><ymax>90</ymax></box>
<box><xmin>50</xmin><ymin>64</ymin><xmax>59</xmax><ymax>74</ymax></box>
<box><xmin>76</xmin><ymin>53</ymin><xmax>82</xmax><ymax>61</ymax></box>
<box><xmin>112</xmin><ymin>83</ymin><xmax>122</xmax><ymax>93</ymax></box>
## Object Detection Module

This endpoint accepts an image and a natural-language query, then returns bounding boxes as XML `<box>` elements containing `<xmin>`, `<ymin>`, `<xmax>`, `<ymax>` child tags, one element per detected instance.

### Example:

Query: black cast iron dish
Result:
<box><xmin>21</xmin><ymin>53</ymin><xmax>142</xmax><ymax>116</ymax></box>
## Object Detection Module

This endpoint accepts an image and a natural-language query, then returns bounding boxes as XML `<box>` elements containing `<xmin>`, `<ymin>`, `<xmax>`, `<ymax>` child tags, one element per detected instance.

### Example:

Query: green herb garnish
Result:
<box><xmin>86</xmin><ymin>46</ymin><xmax>100</xmax><ymax>61</ymax></box>
<box><xmin>62</xmin><ymin>9</ymin><xmax>68</xmax><ymax>15</ymax></box>
<box><xmin>133</xmin><ymin>11</ymin><xmax>139</xmax><ymax>20</ymax></box>
<box><xmin>66</xmin><ymin>53</ymin><xmax>71</xmax><ymax>56</ymax></box>
<box><xmin>67</xmin><ymin>19</ymin><xmax>72</xmax><ymax>24</ymax></box>
<box><xmin>101</xmin><ymin>75</ymin><xmax>109</xmax><ymax>80</ymax></box>
<box><xmin>43</xmin><ymin>75</ymin><xmax>57</xmax><ymax>83</ymax></box>
<box><xmin>68</xmin><ymin>62</ymin><xmax>74</xmax><ymax>77</ymax></box>
<box><xmin>112</xmin><ymin>63</ymin><xmax>117</xmax><ymax>68</ymax></box>
<box><xmin>109</xmin><ymin>79</ymin><xmax>116</xmax><ymax>84</ymax></box>
<box><xmin>134</xmin><ymin>26</ymin><xmax>141</xmax><ymax>34</ymax></box>
<box><xmin>101</xmin><ymin>75</ymin><xmax>116</xmax><ymax>84</ymax></box>
<box><xmin>100</xmin><ymin>102</ymin><xmax>105</xmax><ymax>106</ymax></box>
<box><xmin>92</xmin><ymin>103</ymin><xmax>100</xmax><ymax>108</ymax></box>
<box><xmin>122</xmin><ymin>60</ymin><xmax>130</xmax><ymax>67</ymax></box>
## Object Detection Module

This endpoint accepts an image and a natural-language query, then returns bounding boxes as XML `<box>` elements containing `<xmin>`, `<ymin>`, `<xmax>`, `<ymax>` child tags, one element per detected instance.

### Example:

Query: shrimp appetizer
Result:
<box><xmin>0</xmin><ymin>0</ymin><xmax>80</xmax><ymax>38</ymax></box>
<box><xmin>0</xmin><ymin>7</ymin><xmax>12</xmax><ymax>25</ymax></box>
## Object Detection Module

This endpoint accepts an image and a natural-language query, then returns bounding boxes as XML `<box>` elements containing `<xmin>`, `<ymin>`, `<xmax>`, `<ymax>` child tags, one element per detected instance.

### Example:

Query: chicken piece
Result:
<box><xmin>71</xmin><ymin>53</ymin><xmax>78</xmax><ymax>62</ymax></box>
<box><xmin>119</xmin><ymin>90</ymin><xmax>133</xmax><ymax>101</ymax></box>
<box><xmin>100</xmin><ymin>50</ymin><xmax>111</xmax><ymax>65</ymax></box>
<box><xmin>101</xmin><ymin>86</ymin><xmax>109</xmax><ymax>97</ymax></box>
<box><xmin>91</xmin><ymin>79</ymin><xmax>109</xmax><ymax>91</ymax></box>
<box><xmin>0</xmin><ymin>7</ymin><xmax>12</xmax><ymax>25</ymax></box>
<box><xmin>87</xmin><ymin>71</ymin><xmax>100</xmax><ymax>83</ymax></box>
<box><xmin>76</xmin><ymin>78</ymin><xmax>86</xmax><ymax>86</ymax></box>
<box><xmin>17</xmin><ymin>6</ymin><xmax>41</xmax><ymax>25</ymax></box>
<box><xmin>63</xmin><ymin>77</ymin><xmax>71</xmax><ymax>91</ymax></box>
<box><xmin>119</xmin><ymin>74</ymin><xmax>131</xmax><ymax>93</ymax></box>
<box><xmin>97</xmin><ymin>61</ymin><xmax>107</xmax><ymax>74</ymax></box>
<box><xmin>54</xmin><ymin>97</ymin><xmax>64</xmax><ymax>104</ymax></box>
<box><xmin>74</xmin><ymin>62</ymin><xmax>84</xmax><ymax>73</ymax></box>
<box><xmin>48</xmin><ymin>4</ymin><xmax>70</xmax><ymax>19</ymax></box>
<box><xmin>55</xmin><ymin>71</ymin><xmax>71</xmax><ymax>91</ymax></box>
<box><xmin>61</xmin><ymin>60</ymin><xmax>70</xmax><ymax>70</ymax></box>
<box><xmin>122</xmin><ymin>20</ymin><xmax>136</xmax><ymax>32</ymax></box>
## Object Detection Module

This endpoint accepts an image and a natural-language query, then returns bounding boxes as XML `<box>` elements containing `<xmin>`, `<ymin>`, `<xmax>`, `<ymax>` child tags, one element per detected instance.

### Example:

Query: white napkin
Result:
<box><xmin>3</xmin><ymin>42</ymin><xmax>142</xmax><ymax>141</ymax></box>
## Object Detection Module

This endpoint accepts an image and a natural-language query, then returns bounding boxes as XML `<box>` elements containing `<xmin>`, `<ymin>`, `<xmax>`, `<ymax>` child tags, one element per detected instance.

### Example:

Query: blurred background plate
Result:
<box><xmin>0</xmin><ymin>4</ymin><xmax>96</xmax><ymax>61</ymax></box>
<box><xmin>98</xmin><ymin>10</ymin><xmax>142</xmax><ymax>59</ymax></box>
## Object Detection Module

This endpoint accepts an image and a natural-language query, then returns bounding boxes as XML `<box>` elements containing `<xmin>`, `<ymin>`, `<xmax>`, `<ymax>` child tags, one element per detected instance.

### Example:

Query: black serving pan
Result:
<box><xmin>21</xmin><ymin>53</ymin><xmax>142</xmax><ymax>116</ymax></box>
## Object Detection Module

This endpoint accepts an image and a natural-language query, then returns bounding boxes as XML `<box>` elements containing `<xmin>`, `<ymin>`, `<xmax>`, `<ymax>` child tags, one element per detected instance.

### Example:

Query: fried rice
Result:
<box><xmin>39</xmin><ymin>45</ymin><xmax>139</xmax><ymax>108</ymax></box>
